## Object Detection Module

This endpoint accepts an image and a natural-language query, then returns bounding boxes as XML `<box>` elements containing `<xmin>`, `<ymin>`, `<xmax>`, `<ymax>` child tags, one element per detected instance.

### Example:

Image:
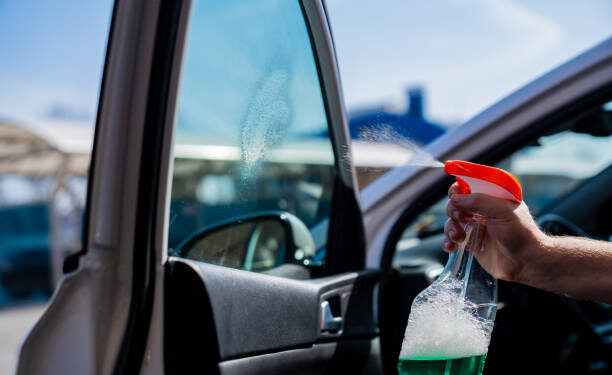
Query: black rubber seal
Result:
<box><xmin>299</xmin><ymin>0</ymin><xmax>366</xmax><ymax>275</ymax></box>
<box><xmin>63</xmin><ymin>0</ymin><xmax>119</xmax><ymax>274</ymax></box>
<box><xmin>113</xmin><ymin>0</ymin><xmax>183</xmax><ymax>374</ymax></box>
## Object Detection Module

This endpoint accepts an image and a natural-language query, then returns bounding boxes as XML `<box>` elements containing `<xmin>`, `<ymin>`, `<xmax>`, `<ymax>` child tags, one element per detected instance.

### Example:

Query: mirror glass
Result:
<box><xmin>183</xmin><ymin>219</ymin><xmax>287</xmax><ymax>272</ymax></box>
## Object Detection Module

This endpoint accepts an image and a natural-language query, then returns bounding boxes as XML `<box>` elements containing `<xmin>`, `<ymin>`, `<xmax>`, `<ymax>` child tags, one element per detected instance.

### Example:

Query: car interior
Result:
<box><xmin>379</xmin><ymin>91</ymin><xmax>612</xmax><ymax>374</ymax></box>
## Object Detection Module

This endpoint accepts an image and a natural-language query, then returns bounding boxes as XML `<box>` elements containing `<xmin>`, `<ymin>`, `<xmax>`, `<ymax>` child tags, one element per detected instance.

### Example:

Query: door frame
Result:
<box><xmin>17</xmin><ymin>0</ymin><xmax>187</xmax><ymax>373</ymax></box>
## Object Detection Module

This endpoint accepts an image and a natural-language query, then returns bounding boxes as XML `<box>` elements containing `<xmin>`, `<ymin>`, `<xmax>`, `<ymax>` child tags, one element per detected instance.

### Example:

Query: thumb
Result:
<box><xmin>450</xmin><ymin>193</ymin><xmax>518</xmax><ymax>219</ymax></box>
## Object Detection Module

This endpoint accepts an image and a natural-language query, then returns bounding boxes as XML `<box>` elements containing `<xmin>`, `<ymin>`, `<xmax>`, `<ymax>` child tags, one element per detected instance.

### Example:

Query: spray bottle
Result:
<box><xmin>398</xmin><ymin>160</ymin><xmax>522</xmax><ymax>375</ymax></box>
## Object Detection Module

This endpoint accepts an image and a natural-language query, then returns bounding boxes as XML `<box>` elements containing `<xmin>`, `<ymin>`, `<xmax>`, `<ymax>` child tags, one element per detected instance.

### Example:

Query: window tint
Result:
<box><xmin>169</xmin><ymin>0</ymin><xmax>335</xmax><ymax>276</ymax></box>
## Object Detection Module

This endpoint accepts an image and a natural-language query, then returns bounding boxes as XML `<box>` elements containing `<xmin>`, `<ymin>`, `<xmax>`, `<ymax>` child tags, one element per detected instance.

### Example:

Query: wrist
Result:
<box><xmin>513</xmin><ymin>230</ymin><xmax>553</xmax><ymax>286</ymax></box>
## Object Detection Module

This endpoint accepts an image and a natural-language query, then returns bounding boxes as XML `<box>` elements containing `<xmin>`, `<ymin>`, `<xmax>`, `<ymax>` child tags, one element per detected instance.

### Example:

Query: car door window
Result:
<box><xmin>168</xmin><ymin>0</ymin><xmax>335</xmax><ymax>276</ymax></box>
<box><xmin>395</xmin><ymin>101</ymin><xmax>612</xmax><ymax>258</ymax></box>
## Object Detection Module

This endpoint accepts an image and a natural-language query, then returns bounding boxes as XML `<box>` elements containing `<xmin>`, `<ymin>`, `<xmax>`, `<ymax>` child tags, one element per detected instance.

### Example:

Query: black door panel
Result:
<box><xmin>165</xmin><ymin>257</ymin><xmax>380</xmax><ymax>373</ymax></box>
<box><xmin>218</xmin><ymin>343</ymin><xmax>335</xmax><ymax>375</ymax></box>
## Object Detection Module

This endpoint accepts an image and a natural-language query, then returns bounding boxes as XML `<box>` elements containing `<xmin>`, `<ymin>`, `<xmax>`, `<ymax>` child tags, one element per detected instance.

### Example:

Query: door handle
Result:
<box><xmin>320</xmin><ymin>300</ymin><xmax>343</xmax><ymax>332</ymax></box>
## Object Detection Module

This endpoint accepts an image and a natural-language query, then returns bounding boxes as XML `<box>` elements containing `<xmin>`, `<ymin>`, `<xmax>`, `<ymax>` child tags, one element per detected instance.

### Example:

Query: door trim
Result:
<box><xmin>300</xmin><ymin>0</ymin><xmax>357</xmax><ymax>192</ymax></box>
<box><xmin>113</xmin><ymin>0</ymin><xmax>185</xmax><ymax>373</ymax></box>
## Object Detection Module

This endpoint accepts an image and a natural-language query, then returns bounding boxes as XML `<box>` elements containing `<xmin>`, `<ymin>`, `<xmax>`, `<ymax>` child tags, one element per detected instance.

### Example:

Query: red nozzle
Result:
<box><xmin>445</xmin><ymin>160</ymin><xmax>522</xmax><ymax>202</ymax></box>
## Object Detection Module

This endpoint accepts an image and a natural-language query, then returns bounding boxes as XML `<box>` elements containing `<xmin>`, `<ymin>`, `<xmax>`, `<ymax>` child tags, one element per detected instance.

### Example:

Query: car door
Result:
<box><xmin>159</xmin><ymin>2</ymin><xmax>382</xmax><ymax>373</ymax></box>
<box><xmin>18</xmin><ymin>1</ymin><xmax>381</xmax><ymax>374</ymax></box>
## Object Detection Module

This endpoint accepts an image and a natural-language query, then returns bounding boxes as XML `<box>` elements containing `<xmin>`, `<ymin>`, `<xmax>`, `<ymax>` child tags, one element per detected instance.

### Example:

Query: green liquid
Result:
<box><xmin>397</xmin><ymin>354</ymin><xmax>486</xmax><ymax>375</ymax></box>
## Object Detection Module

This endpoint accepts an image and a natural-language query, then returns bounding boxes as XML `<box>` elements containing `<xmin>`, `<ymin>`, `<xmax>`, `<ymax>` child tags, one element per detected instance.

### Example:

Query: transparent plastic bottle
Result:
<box><xmin>398</xmin><ymin>161</ymin><xmax>522</xmax><ymax>375</ymax></box>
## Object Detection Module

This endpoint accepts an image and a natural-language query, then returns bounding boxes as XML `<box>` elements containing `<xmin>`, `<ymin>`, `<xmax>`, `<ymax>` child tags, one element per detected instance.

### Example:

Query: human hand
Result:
<box><xmin>442</xmin><ymin>183</ymin><xmax>548</xmax><ymax>283</ymax></box>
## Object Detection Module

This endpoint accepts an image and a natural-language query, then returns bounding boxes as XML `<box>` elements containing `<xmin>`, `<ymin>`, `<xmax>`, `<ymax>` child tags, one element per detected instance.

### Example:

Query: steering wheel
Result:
<box><xmin>537</xmin><ymin>213</ymin><xmax>591</xmax><ymax>237</ymax></box>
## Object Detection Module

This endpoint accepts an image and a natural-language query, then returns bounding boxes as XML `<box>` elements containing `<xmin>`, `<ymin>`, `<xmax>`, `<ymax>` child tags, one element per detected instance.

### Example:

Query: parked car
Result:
<box><xmin>16</xmin><ymin>0</ymin><xmax>612</xmax><ymax>374</ymax></box>
<box><xmin>0</xmin><ymin>204</ymin><xmax>51</xmax><ymax>299</ymax></box>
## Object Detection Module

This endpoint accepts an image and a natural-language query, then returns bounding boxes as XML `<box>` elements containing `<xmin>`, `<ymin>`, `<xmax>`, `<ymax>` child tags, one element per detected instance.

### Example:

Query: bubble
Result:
<box><xmin>400</xmin><ymin>278</ymin><xmax>493</xmax><ymax>360</ymax></box>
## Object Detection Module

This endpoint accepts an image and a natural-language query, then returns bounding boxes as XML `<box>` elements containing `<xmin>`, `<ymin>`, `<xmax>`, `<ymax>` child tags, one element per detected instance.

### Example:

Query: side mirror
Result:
<box><xmin>172</xmin><ymin>211</ymin><xmax>316</xmax><ymax>273</ymax></box>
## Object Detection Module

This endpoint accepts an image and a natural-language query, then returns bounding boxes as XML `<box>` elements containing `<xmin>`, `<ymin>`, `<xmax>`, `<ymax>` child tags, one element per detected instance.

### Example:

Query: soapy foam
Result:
<box><xmin>399</xmin><ymin>278</ymin><xmax>493</xmax><ymax>360</ymax></box>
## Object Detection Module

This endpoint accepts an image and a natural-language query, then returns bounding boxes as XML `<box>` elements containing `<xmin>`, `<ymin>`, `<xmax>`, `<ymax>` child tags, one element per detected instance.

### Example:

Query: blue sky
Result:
<box><xmin>326</xmin><ymin>0</ymin><xmax>612</xmax><ymax>125</ymax></box>
<box><xmin>0</xmin><ymin>0</ymin><xmax>113</xmax><ymax>125</ymax></box>
<box><xmin>0</xmin><ymin>0</ymin><xmax>610</xmax><ymax>128</ymax></box>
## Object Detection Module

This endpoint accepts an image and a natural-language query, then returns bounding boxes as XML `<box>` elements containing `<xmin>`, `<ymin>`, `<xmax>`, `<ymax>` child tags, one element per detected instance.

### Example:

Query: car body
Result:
<box><xmin>16</xmin><ymin>0</ymin><xmax>612</xmax><ymax>374</ymax></box>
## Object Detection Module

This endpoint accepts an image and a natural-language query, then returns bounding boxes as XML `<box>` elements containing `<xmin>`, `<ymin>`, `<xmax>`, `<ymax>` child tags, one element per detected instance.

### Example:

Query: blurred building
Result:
<box><xmin>345</xmin><ymin>87</ymin><xmax>447</xmax><ymax>188</ymax></box>
<box><xmin>348</xmin><ymin>87</ymin><xmax>446</xmax><ymax>145</ymax></box>
<box><xmin>0</xmin><ymin>120</ymin><xmax>90</xmax><ymax>303</ymax></box>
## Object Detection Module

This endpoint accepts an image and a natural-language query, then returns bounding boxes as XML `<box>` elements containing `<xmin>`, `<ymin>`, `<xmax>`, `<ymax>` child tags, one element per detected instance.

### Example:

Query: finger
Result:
<box><xmin>446</xmin><ymin>201</ymin><xmax>464</xmax><ymax>222</ymax></box>
<box><xmin>444</xmin><ymin>218</ymin><xmax>465</xmax><ymax>243</ymax></box>
<box><xmin>450</xmin><ymin>193</ymin><xmax>519</xmax><ymax>219</ymax></box>
<box><xmin>442</xmin><ymin>235</ymin><xmax>458</xmax><ymax>253</ymax></box>
<box><xmin>448</xmin><ymin>182</ymin><xmax>461</xmax><ymax>198</ymax></box>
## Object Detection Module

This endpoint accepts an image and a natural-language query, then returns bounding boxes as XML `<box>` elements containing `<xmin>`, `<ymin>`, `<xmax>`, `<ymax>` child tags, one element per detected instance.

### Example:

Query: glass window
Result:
<box><xmin>0</xmin><ymin>1</ymin><xmax>113</xmax><ymax>373</ymax></box>
<box><xmin>501</xmin><ymin>130</ymin><xmax>612</xmax><ymax>215</ymax></box>
<box><xmin>169</xmin><ymin>0</ymin><xmax>335</xmax><ymax>277</ymax></box>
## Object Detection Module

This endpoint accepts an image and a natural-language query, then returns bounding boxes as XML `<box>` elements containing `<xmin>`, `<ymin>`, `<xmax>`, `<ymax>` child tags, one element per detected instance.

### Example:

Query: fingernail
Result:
<box><xmin>442</xmin><ymin>239</ymin><xmax>449</xmax><ymax>249</ymax></box>
<box><xmin>449</xmin><ymin>229</ymin><xmax>456</xmax><ymax>240</ymax></box>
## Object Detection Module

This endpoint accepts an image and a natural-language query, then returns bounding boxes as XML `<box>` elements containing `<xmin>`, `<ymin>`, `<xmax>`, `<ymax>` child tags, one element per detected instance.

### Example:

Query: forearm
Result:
<box><xmin>517</xmin><ymin>235</ymin><xmax>612</xmax><ymax>304</ymax></box>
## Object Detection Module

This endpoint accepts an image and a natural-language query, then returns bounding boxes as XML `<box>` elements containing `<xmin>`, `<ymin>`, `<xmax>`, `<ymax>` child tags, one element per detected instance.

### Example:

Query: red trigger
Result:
<box><xmin>455</xmin><ymin>177</ymin><xmax>471</xmax><ymax>195</ymax></box>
